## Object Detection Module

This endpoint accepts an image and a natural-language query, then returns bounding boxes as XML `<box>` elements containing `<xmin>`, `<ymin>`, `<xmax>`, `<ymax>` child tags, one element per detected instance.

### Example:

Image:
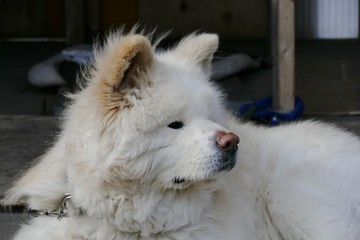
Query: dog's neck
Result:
<box><xmin>68</xmin><ymin>178</ymin><xmax>223</xmax><ymax>237</ymax></box>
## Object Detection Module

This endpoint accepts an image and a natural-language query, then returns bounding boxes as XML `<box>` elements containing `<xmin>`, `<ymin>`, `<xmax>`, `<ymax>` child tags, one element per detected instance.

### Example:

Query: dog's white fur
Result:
<box><xmin>6</xmin><ymin>30</ymin><xmax>360</xmax><ymax>240</ymax></box>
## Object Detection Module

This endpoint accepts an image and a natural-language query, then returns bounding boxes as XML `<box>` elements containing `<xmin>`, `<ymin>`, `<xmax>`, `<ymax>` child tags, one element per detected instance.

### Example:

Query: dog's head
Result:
<box><xmin>76</xmin><ymin>31</ymin><xmax>239</xmax><ymax>189</ymax></box>
<box><xmin>6</xmin><ymin>30</ymin><xmax>239</xmax><ymax>212</ymax></box>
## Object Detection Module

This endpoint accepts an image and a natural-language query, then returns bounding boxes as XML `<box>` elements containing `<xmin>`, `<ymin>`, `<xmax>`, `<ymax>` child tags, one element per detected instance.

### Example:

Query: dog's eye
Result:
<box><xmin>168</xmin><ymin>121</ymin><xmax>184</xmax><ymax>129</ymax></box>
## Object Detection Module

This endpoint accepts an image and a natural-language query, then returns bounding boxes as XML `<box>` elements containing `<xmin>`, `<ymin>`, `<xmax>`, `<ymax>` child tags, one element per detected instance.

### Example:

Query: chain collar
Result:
<box><xmin>30</xmin><ymin>193</ymin><xmax>72</xmax><ymax>220</ymax></box>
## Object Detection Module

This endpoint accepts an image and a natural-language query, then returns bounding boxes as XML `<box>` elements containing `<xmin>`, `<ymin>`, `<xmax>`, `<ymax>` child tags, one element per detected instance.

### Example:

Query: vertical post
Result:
<box><xmin>65</xmin><ymin>0</ymin><xmax>85</xmax><ymax>45</ymax></box>
<box><xmin>271</xmin><ymin>0</ymin><xmax>295</xmax><ymax>111</ymax></box>
<box><xmin>87</xmin><ymin>0</ymin><xmax>100</xmax><ymax>36</ymax></box>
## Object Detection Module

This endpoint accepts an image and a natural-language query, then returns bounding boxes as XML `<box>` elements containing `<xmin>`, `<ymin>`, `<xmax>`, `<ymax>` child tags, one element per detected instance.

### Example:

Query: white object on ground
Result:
<box><xmin>28</xmin><ymin>54</ymin><xmax>66</xmax><ymax>87</ymax></box>
<box><xmin>28</xmin><ymin>45</ymin><xmax>92</xmax><ymax>88</ymax></box>
<box><xmin>29</xmin><ymin>48</ymin><xmax>259</xmax><ymax>87</ymax></box>
<box><xmin>211</xmin><ymin>53</ymin><xmax>260</xmax><ymax>80</ymax></box>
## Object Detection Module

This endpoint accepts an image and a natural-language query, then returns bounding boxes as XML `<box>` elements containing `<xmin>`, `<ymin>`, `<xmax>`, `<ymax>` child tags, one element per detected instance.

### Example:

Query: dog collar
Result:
<box><xmin>30</xmin><ymin>193</ymin><xmax>72</xmax><ymax>219</ymax></box>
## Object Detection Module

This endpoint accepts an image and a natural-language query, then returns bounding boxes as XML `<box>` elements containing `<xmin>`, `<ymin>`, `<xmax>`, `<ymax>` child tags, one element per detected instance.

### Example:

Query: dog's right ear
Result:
<box><xmin>89</xmin><ymin>34</ymin><xmax>154</xmax><ymax>112</ymax></box>
<box><xmin>93</xmin><ymin>34</ymin><xmax>154</xmax><ymax>95</ymax></box>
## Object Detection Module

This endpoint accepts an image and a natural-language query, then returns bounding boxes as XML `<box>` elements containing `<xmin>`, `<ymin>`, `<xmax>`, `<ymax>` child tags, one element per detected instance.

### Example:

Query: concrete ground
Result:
<box><xmin>0</xmin><ymin>39</ymin><xmax>360</xmax><ymax>239</ymax></box>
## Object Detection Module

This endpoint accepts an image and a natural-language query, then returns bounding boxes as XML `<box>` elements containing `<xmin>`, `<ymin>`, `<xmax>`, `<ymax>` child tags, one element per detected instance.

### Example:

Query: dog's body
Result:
<box><xmin>6</xmin><ymin>31</ymin><xmax>360</xmax><ymax>240</ymax></box>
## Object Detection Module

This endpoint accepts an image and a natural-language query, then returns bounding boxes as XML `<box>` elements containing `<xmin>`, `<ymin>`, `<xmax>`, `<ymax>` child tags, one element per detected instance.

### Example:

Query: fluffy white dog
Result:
<box><xmin>6</xmin><ymin>30</ymin><xmax>360</xmax><ymax>240</ymax></box>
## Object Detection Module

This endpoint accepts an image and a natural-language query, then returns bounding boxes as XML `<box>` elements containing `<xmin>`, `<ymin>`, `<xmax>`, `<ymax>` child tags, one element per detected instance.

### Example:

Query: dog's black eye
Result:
<box><xmin>168</xmin><ymin>121</ymin><xmax>184</xmax><ymax>129</ymax></box>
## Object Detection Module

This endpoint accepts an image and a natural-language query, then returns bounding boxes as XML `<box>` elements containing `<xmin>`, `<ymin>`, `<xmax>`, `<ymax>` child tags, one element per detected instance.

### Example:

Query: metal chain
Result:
<box><xmin>30</xmin><ymin>193</ymin><xmax>72</xmax><ymax>220</ymax></box>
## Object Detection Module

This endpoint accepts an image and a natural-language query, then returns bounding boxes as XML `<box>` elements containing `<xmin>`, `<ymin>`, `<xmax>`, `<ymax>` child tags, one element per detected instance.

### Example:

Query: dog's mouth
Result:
<box><xmin>172</xmin><ymin>177</ymin><xmax>186</xmax><ymax>184</ymax></box>
<box><xmin>172</xmin><ymin>153</ymin><xmax>237</xmax><ymax>186</ymax></box>
<box><xmin>171</xmin><ymin>177</ymin><xmax>216</xmax><ymax>189</ymax></box>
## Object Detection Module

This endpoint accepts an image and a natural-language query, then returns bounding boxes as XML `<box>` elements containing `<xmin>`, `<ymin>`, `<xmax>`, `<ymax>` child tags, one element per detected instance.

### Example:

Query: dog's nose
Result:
<box><xmin>216</xmin><ymin>131</ymin><xmax>240</xmax><ymax>152</ymax></box>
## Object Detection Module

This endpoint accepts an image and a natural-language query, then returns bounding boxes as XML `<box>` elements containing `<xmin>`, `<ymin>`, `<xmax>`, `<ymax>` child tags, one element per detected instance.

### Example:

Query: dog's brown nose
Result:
<box><xmin>216</xmin><ymin>131</ymin><xmax>240</xmax><ymax>151</ymax></box>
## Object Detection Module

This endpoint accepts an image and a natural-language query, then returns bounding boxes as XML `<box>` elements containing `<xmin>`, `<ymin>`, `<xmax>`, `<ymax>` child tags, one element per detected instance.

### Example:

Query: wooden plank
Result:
<box><xmin>46</xmin><ymin>0</ymin><xmax>65</xmax><ymax>38</ymax></box>
<box><xmin>0</xmin><ymin>0</ymin><xmax>47</xmax><ymax>38</ymax></box>
<box><xmin>100</xmin><ymin>0</ymin><xmax>138</xmax><ymax>33</ymax></box>
<box><xmin>138</xmin><ymin>0</ymin><xmax>269</xmax><ymax>39</ymax></box>
<box><xmin>271</xmin><ymin>0</ymin><xmax>295</xmax><ymax>111</ymax></box>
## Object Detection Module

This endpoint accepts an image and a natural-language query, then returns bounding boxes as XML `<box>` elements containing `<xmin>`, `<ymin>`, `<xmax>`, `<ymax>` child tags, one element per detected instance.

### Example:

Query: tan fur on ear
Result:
<box><xmin>90</xmin><ymin>34</ymin><xmax>154</xmax><ymax>113</ymax></box>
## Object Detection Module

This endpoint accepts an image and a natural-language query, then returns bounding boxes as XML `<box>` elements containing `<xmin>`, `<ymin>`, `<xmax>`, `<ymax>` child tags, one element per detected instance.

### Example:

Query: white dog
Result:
<box><xmin>6</xmin><ymin>30</ymin><xmax>360</xmax><ymax>240</ymax></box>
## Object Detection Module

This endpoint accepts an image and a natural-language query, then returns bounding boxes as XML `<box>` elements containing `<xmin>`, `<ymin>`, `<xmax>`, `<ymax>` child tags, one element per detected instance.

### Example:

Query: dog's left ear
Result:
<box><xmin>173</xmin><ymin>33</ymin><xmax>219</xmax><ymax>74</ymax></box>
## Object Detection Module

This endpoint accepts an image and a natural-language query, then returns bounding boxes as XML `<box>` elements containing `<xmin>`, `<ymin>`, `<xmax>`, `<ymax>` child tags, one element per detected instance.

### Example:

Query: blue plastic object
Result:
<box><xmin>238</xmin><ymin>96</ymin><xmax>305</xmax><ymax>125</ymax></box>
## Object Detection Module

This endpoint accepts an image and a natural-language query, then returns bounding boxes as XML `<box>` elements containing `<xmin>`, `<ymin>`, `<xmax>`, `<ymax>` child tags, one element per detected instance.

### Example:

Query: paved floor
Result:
<box><xmin>0</xmin><ymin>213</ymin><xmax>28</xmax><ymax>240</ymax></box>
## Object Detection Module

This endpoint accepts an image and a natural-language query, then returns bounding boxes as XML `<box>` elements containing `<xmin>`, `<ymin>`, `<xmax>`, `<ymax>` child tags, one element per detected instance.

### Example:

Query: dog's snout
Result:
<box><xmin>216</xmin><ymin>131</ymin><xmax>240</xmax><ymax>152</ymax></box>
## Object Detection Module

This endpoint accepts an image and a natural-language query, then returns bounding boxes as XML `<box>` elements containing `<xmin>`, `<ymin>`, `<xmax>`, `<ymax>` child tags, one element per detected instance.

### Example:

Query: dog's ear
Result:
<box><xmin>93</xmin><ymin>34</ymin><xmax>153</xmax><ymax>94</ymax></box>
<box><xmin>173</xmin><ymin>33</ymin><xmax>219</xmax><ymax>74</ymax></box>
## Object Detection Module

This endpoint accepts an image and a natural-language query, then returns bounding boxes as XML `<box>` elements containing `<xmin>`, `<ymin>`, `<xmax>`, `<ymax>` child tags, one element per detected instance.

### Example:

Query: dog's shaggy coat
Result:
<box><xmin>5</xmin><ymin>30</ymin><xmax>360</xmax><ymax>240</ymax></box>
